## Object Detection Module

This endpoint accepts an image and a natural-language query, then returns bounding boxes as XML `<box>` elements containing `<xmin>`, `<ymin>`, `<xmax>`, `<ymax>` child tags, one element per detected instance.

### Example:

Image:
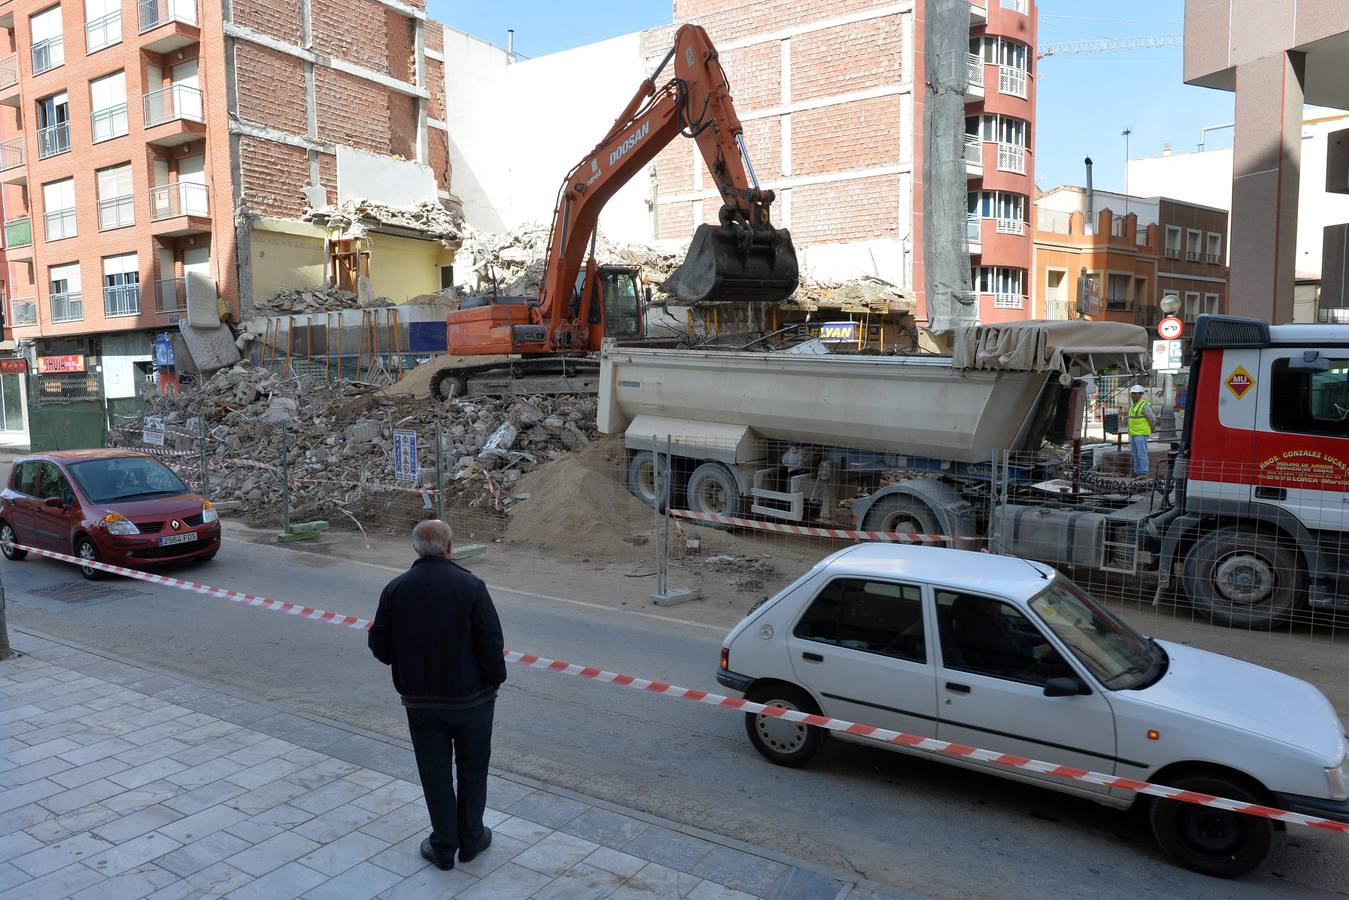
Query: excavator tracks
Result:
<box><xmin>429</xmin><ymin>356</ymin><xmax>600</xmax><ymax>399</ymax></box>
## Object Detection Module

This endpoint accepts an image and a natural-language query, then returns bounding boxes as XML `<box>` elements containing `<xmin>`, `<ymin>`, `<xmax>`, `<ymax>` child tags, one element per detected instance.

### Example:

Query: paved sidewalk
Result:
<box><xmin>0</xmin><ymin>633</ymin><xmax>907</xmax><ymax>899</ymax></box>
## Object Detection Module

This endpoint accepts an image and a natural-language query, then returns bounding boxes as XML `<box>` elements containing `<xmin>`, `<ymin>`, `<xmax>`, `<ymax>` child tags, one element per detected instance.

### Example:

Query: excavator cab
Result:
<box><xmin>664</xmin><ymin>220</ymin><xmax>799</xmax><ymax>304</ymax></box>
<box><xmin>575</xmin><ymin>264</ymin><xmax>644</xmax><ymax>344</ymax></box>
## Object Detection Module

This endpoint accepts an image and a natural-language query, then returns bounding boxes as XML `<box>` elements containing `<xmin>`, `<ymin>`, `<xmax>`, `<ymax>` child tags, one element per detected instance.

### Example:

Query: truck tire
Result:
<box><xmin>1182</xmin><ymin>526</ymin><xmax>1302</xmax><ymax>629</ymax></box>
<box><xmin>685</xmin><ymin>463</ymin><xmax>741</xmax><ymax>525</ymax></box>
<box><xmin>861</xmin><ymin>495</ymin><xmax>942</xmax><ymax>543</ymax></box>
<box><xmin>744</xmin><ymin>683</ymin><xmax>825</xmax><ymax>768</ymax></box>
<box><xmin>627</xmin><ymin>451</ymin><xmax>671</xmax><ymax>510</ymax></box>
<box><xmin>1148</xmin><ymin>773</ymin><xmax>1274</xmax><ymax>878</ymax></box>
<box><xmin>431</xmin><ymin>371</ymin><xmax>468</xmax><ymax>401</ymax></box>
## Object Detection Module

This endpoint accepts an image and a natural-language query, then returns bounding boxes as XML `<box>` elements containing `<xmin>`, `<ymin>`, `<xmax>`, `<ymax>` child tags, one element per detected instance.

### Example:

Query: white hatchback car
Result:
<box><xmin>717</xmin><ymin>543</ymin><xmax>1349</xmax><ymax>878</ymax></box>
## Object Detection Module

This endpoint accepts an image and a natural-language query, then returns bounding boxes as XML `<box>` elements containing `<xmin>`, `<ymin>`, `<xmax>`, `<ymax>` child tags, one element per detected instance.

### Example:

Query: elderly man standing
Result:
<box><xmin>369</xmin><ymin>519</ymin><xmax>506</xmax><ymax>871</ymax></box>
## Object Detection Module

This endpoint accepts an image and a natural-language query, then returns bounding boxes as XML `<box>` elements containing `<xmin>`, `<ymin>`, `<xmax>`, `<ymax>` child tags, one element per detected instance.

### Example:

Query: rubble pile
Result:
<box><xmin>304</xmin><ymin>198</ymin><xmax>464</xmax><ymax>244</ymax></box>
<box><xmin>791</xmin><ymin>275</ymin><xmax>914</xmax><ymax>314</ymax></box>
<box><xmin>459</xmin><ymin>224</ymin><xmax>683</xmax><ymax>298</ymax></box>
<box><xmin>128</xmin><ymin>362</ymin><xmax>599</xmax><ymax>529</ymax></box>
<box><xmin>252</xmin><ymin>286</ymin><xmax>388</xmax><ymax>315</ymax></box>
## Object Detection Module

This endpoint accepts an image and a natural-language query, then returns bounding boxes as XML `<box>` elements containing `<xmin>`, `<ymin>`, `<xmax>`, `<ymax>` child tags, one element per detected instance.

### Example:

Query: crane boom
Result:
<box><xmin>1038</xmin><ymin>34</ymin><xmax>1182</xmax><ymax>59</ymax></box>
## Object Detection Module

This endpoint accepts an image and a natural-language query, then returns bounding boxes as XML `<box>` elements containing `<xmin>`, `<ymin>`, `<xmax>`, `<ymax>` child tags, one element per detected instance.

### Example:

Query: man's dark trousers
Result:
<box><xmin>407</xmin><ymin>701</ymin><xmax>494</xmax><ymax>857</ymax></box>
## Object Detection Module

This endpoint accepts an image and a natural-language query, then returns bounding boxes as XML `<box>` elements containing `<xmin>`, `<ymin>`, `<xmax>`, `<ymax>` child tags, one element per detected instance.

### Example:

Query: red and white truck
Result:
<box><xmin>599</xmin><ymin>314</ymin><xmax>1349</xmax><ymax>629</ymax></box>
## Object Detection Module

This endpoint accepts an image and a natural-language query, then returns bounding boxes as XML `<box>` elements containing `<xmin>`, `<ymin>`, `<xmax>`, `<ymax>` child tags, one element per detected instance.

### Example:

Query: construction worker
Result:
<box><xmin>1127</xmin><ymin>385</ymin><xmax>1156</xmax><ymax>476</ymax></box>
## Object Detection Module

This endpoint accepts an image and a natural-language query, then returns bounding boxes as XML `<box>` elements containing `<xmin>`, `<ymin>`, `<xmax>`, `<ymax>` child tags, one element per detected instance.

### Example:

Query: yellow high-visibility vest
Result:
<box><xmin>1128</xmin><ymin>398</ymin><xmax>1152</xmax><ymax>436</ymax></box>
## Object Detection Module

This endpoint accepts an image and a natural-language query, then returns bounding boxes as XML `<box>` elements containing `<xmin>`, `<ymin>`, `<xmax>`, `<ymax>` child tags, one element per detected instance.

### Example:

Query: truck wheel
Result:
<box><xmin>685</xmin><ymin>464</ymin><xmax>741</xmax><ymax>525</ymax></box>
<box><xmin>1149</xmin><ymin>773</ymin><xmax>1274</xmax><ymax>878</ymax></box>
<box><xmin>1182</xmin><ymin>526</ymin><xmax>1301</xmax><ymax>629</ymax></box>
<box><xmin>627</xmin><ymin>451</ymin><xmax>671</xmax><ymax>510</ymax></box>
<box><xmin>431</xmin><ymin>371</ymin><xmax>467</xmax><ymax>401</ymax></box>
<box><xmin>861</xmin><ymin>495</ymin><xmax>942</xmax><ymax>544</ymax></box>
<box><xmin>744</xmin><ymin>684</ymin><xmax>825</xmax><ymax>768</ymax></box>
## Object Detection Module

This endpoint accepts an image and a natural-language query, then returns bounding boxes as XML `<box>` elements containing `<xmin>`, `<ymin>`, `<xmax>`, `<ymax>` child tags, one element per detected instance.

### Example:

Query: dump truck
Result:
<box><xmin>599</xmin><ymin>314</ymin><xmax>1349</xmax><ymax>629</ymax></box>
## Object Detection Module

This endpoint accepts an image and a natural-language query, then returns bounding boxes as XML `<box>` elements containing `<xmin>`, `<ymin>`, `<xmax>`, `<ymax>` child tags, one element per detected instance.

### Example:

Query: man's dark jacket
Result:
<box><xmin>368</xmin><ymin>556</ymin><xmax>507</xmax><ymax>708</ymax></box>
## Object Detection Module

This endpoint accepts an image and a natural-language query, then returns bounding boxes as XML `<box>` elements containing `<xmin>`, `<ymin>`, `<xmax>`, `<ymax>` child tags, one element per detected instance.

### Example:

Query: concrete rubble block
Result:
<box><xmin>177</xmin><ymin>321</ymin><xmax>242</xmax><ymax>375</ymax></box>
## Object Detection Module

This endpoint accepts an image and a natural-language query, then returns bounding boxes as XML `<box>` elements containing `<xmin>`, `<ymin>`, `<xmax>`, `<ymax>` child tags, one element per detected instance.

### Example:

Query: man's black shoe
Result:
<box><xmin>458</xmin><ymin>827</ymin><xmax>492</xmax><ymax>863</ymax></box>
<box><xmin>420</xmin><ymin>837</ymin><xmax>455</xmax><ymax>871</ymax></box>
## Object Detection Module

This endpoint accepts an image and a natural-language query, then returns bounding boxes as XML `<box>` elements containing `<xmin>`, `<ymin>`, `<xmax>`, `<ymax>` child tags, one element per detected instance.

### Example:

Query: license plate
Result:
<box><xmin>159</xmin><ymin>532</ymin><xmax>199</xmax><ymax>547</ymax></box>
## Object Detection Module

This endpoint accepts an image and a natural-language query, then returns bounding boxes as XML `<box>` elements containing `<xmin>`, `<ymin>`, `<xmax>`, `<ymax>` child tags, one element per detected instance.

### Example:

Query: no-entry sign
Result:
<box><xmin>1157</xmin><ymin>316</ymin><xmax>1183</xmax><ymax>340</ymax></box>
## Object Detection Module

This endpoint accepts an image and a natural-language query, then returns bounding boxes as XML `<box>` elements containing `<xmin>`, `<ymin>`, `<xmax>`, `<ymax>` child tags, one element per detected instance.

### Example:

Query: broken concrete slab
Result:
<box><xmin>177</xmin><ymin>321</ymin><xmax>241</xmax><ymax>374</ymax></box>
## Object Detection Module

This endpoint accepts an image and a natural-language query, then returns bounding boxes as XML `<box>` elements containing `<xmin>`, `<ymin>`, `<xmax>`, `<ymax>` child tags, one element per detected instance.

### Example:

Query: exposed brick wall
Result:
<box><xmin>653</xmin><ymin>142</ymin><xmax>693</xmax><ymax>193</ymax></box>
<box><xmin>792</xmin><ymin>95</ymin><xmax>899</xmax><ymax>176</ymax></box>
<box><xmin>386</xmin><ymin>10</ymin><xmax>417</xmax><ymax>85</ymax></box>
<box><xmin>313</xmin><ymin>0</ymin><xmax>391</xmax><ymax>75</ymax></box>
<box><xmin>739</xmin><ymin>117</ymin><xmax>781</xmax><ymax>182</ymax></box>
<box><xmin>425</xmin><ymin>20</ymin><xmax>444</xmax><ymax>54</ymax></box>
<box><xmin>318</xmin><ymin>152</ymin><xmax>338</xmax><ymax>203</ymax></box>
<box><xmin>791</xmin><ymin>174</ymin><xmax>900</xmax><ymax>243</ymax></box>
<box><xmin>426</xmin><ymin>58</ymin><xmax>446</xmax><ymax>121</ymax></box>
<box><xmin>315</xmin><ymin>67</ymin><xmax>393</xmax><ymax>154</ymax></box>
<box><xmin>232</xmin><ymin>0</ymin><xmax>304</xmax><ymax>46</ymax></box>
<box><xmin>677</xmin><ymin>0</ymin><xmax>882</xmax><ymax>42</ymax></box>
<box><xmin>239</xmin><ymin>136</ymin><xmax>311</xmax><ymax>218</ymax></box>
<box><xmin>389</xmin><ymin>94</ymin><xmax>418</xmax><ymax>160</ymax></box>
<box><xmin>792</xmin><ymin>17</ymin><xmax>903</xmax><ymax>101</ymax></box>
<box><xmin>657</xmin><ymin>201</ymin><xmax>693</xmax><ymax>239</ymax></box>
<box><xmin>428</xmin><ymin>128</ymin><xmax>450</xmax><ymax>190</ymax></box>
<box><xmin>718</xmin><ymin>43</ymin><xmax>780</xmax><ymax>111</ymax></box>
<box><xmin>234</xmin><ymin>45</ymin><xmax>307</xmax><ymax>136</ymax></box>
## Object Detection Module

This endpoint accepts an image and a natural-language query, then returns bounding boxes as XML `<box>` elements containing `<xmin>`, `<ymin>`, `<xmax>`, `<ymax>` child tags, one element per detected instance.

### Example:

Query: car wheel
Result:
<box><xmin>1148</xmin><ymin>773</ymin><xmax>1274</xmax><ymax>878</ymax></box>
<box><xmin>685</xmin><ymin>463</ymin><xmax>740</xmax><ymax>525</ymax></box>
<box><xmin>1182</xmin><ymin>526</ymin><xmax>1301</xmax><ymax>629</ymax></box>
<box><xmin>626</xmin><ymin>451</ymin><xmax>671</xmax><ymax>510</ymax></box>
<box><xmin>0</xmin><ymin>521</ymin><xmax>26</xmax><ymax>560</ymax></box>
<box><xmin>75</xmin><ymin>536</ymin><xmax>106</xmax><ymax>581</ymax></box>
<box><xmin>744</xmin><ymin>683</ymin><xmax>825</xmax><ymax>768</ymax></box>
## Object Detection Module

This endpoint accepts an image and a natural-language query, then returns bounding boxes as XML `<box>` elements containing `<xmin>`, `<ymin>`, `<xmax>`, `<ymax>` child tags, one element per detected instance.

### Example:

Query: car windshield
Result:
<box><xmin>1028</xmin><ymin>577</ymin><xmax>1159</xmax><ymax>690</ymax></box>
<box><xmin>67</xmin><ymin>457</ymin><xmax>189</xmax><ymax>503</ymax></box>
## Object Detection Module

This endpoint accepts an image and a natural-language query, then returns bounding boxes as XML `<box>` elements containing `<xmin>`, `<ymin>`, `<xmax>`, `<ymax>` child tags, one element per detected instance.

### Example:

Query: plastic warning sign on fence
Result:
<box><xmin>393</xmin><ymin>429</ymin><xmax>417</xmax><ymax>482</ymax></box>
<box><xmin>143</xmin><ymin>416</ymin><xmax>166</xmax><ymax>447</ymax></box>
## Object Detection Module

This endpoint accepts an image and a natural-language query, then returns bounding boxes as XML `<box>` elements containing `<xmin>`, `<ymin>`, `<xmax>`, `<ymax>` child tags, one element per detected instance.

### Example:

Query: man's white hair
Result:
<box><xmin>412</xmin><ymin>519</ymin><xmax>454</xmax><ymax>557</ymax></box>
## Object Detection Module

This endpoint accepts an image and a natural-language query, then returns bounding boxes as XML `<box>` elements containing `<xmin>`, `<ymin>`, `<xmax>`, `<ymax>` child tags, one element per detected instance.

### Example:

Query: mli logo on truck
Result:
<box><xmin>610</xmin><ymin>121</ymin><xmax>650</xmax><ymax>167</ymax></box>
<box><xmin>1225</xmin><ymin>366</ymin><xmax>1255</xmax><ymax>399</ymax></box>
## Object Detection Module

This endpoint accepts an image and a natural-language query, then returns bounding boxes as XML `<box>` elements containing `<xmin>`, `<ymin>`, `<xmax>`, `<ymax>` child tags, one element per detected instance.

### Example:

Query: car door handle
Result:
<box><xmin>801</xmin><ymin>652</ymin><xmax>824</xmax><ymax>663</ymax></box>
<box><xmin>945</xmin><ymin>682</ymin><xmax>971</xmax><ymax>694</ymax></box>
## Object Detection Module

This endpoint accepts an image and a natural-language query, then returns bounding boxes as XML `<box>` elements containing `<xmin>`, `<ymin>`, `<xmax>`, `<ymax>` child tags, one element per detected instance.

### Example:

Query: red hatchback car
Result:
<box><xmin>0</xmin><ymin>450</ymin><xmax>221</xmax><ymax>579</ymax></box>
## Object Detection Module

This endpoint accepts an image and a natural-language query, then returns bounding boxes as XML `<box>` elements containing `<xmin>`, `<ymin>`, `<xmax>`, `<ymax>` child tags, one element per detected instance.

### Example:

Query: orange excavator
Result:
<box><xmin>429</xmin><ymin>23</ymin><xmax>798</xmax><ymax>399</ymax></box>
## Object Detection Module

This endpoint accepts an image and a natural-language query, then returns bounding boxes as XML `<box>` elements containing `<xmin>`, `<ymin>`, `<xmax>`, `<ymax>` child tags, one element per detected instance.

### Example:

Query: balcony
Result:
<box><xmin>966</xmin><ymin>217</ymin><xmax>981</xmax><ymax>254</ymax></box>
<box><xmin>10</xmin><ymin>298</ymin><xmax>36</xmax><ymax>327</ymax></box>
<box><xmin>0</xmin><ymin>137</ymin><xmax>24</xmax><ymax>185</ymax></box>
<box><xmin>149</xmin><ymin>181</ymin><xmax>210</xmax><ymax>236</ymax></box>
<box><xmin>1044</xmin><ymin>298</ymin><xmax>1071</xmax><ymax>320</ymax></box>
<box><xmin>966</xmin><ymin>53</ymin><xmax>984</xmax><ymax>99</ymax></box>
<box><xmin>1186</xmin><ymin>250</ymin><xmax>1202</xmax><ymax>262</ymax></box>
<box><xmin>104</xmin><ymin>283</ymin><xmax>141</xmax><ymax>317</ymax></box>
<box><xmin>1106</xmin><ymin>296</ymin><xmax>1130</xmax><ymax>311</ymax></box>
<box><xmin>4</xmin><ymin>216</ymin><xmax>31</xmax><ymax>249</ymax></box>
<box><xmin>1207</xmin><ymin>253</ymin><xmax>1222</xmax><ymax>264</ymax></box>
<box><xmin>37</xmin><ymin>122</ymin><xmax>70</xmax><ymax>159</ymax></box>
<box><xmin>31</xmin><ymin>37</ymin><xmax>64</xmax><ymax>76</ymax></box>
<box><xmin>964</xmin><ymin>135</ymin><xmax>983</xmax><ymax>177</ymax></box>
<box><xmin>995</xmin><ymin>217</ymin><xmax>1024</xmax><ymax>235</ymax></box>
<box><xmin>98</xmin><ymin>195</ymin><xmax>134</xmax><ymax>230</ymax></box>
<box><xmin>138</xmin><ymin>0</ymin><xmax>200</xmax><ymax>53</ymax></box>
<box><xmin>996</xmin><ymin>143</ymin><xmax>1026</xmax><ymax>174</ymax></box>
<box><xmin>91</xmin><ymin>103</ymin><xmax>129</xmax><ymax>143</ymax></box>
<box><xmin>998</xmin><ymin>66</ymin><xmax>1027</xmax><ymax>99</ymax></box>
<box><xmin>992</xmin><ymin>292</ymin><xmax>1024</xmax><ymax>310</ymax></box>
<box><xmin>50</xmin><ymin>291</ymin><xmax>83</xmax><ymax>324</ymax></box>
<box><xmin>43</xmin><ymin>207</ymin><xmax>76</xmax><ymax>242</ymax></box>
<box><xmin>143</xmin><ymin>84</ymin><xmax>205</xmax><ymax>145</ymax></box>
<box><xmin>1000</xmin><ymin>0</ymin><xmax>1028</xmax><ymax>13</ymax></box>
<box><xmin>970</xmin><ymin>0</ymin><xmax>987</xmax><ymax>24</ymax></box>
<box><xmin>1164</xmin><ymin>247</ymin><xmax>1182</xmax><ymax>259</ymax></box>
<box><xmin>155</xmin><ymin>277</ymin><xmax>186</xmax><ymax>313</ymax></box>
<box><xmin>0</xmin><ymin>54</ymin><xmax>18</xmax><ymax>107</ymax></box>
<box><xmin>86</xmin><ymin>11</ymin><xmax>122</xmax><ymax>52</ymax></box>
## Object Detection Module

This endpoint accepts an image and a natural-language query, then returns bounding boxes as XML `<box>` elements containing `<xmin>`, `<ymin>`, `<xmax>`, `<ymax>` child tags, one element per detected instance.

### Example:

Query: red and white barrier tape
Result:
<box><xmin>9</xmin><ymin>539</ymin><xmax>1349</xmax><ymax>835</ymax></box>
<box><xmin>669</xmin><ymin>509</ymin><xmax>973</xmax><ymax>545</ymax></box>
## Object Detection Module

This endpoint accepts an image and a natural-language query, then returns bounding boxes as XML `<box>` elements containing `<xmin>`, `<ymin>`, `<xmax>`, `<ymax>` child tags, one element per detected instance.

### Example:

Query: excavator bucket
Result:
<box><xmin>663</xmin><ymin>224</ymin><xmax>799</xmax><ymax>303</ymax></box>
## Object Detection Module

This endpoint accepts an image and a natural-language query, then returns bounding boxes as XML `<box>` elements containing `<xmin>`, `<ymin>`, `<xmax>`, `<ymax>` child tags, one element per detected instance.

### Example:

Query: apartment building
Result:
<box><xmin>0</xmin><ymin>0</ymin><xmax>448</xmax><ymax>437</ymax></box>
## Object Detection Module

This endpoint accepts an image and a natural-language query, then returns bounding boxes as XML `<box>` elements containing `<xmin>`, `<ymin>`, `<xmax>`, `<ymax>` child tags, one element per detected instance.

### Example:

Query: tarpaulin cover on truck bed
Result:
<box><xmin>952</xmin><ymin>320</ymin><xmax>1150</xmax><ymax>376</ymax></box>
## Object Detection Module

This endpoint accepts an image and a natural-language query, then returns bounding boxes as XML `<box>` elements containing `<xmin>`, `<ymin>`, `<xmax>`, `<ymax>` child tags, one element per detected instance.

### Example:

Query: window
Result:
<box><xmin>36</xmin><ymin>91</ymin><xmax>70</xmax><ymax>158</ymax></box>
<box><xmin>39</xmin><ymin>461</ymin><xmax>73</xmax><ymax>504</ymax></box>
<box><xmin>1206</xmin><ymin>231</ymin><xmax>1222</xmax><ymax>264</ymax></box>
<box><xmin>49</xmin><ymin>262</ymin><xmax>82</xmax><ymax>323</ymax></box>
<box><xmin>42</xmin><ymin>177</ymin><xmax>76</xmax><ymax>241</ymax></box>
<box><xmin>969</xmin><ymin>114</ymin><xmax>1028</xmax><ymax>147</ymax></box>
<box><xmin>85</xmin><ymin>0</ymin><xmax>121</xmax><ymax>52</ymax></box>
<box><xmin>794</xmin><ymin>578</ymin><xmax>926</xmax><ymax>662</ymax></box>
<box><xmin>1269</xmin><ymin>357</ymin><xmax>1349</xmax><ymax>438</ymax></box>
<box><xmin>1164</xmin><ymin>226</ymin><xmax>1181</xmax><ymax>259</ymax></box>
<box><xmin>103</xmin><ymin>252</ymin><xmax>139</xmax><ymax>317</ymax></box>
<box><xmin>90</xmin><ymin>71</ymin><xmax>127</xmax><ymax>142</ymax></box>
<box><xmin>1186</xmin><ymin>228</ymin><xmax>1202</xmax><ymax>261</ymax></box>
<box><xmin>68</xmin><ymin>456</ymin><xmax>185</xmax><ymax>502</ymax></box>
<box><xmin>1204</xmin><ymin>293</ymin><xmax>1220</xmax><ymax>315</ymax></box>
<box><xmin>13</xmin><ymin>460</ymin><xmax>39</xmax><ymax>496</ymax></box>
<box><xmin>439</xmin><ymin>264</ymin><xmax>454</xmax><ymax>291</ymax></box>
<box><xmin>1106</xmin><ymin>273</ymin><xmax>1132</xmax><ymax>309</ymax></box>
<box><xmin>1028</xmin><ymin>579</ymin><xmax>1157</xmax><ymax>690</ymax></box>
<box><xmin>936</xmin><ymin>591</ymin><xmax>1074</xmax><ymax>686</ymax></box>
<box><xmin>1183</xmin><ymin>291</ymin><xmax>1201</xmax><ymax>321</ymax></box>
<box><xmin>971</xmin><ymin>266</ymin><xmax>1025</xmax><ymax>306</ymax></box>
<box><xmin>30</xmin><ymin>6</ymin><xmax>65</xmax><ymax>74</ymax></box>
<box><xmin>96</xmin><ymin>162</ymin><xmax>133</xmax><ymax>229</ymax></box>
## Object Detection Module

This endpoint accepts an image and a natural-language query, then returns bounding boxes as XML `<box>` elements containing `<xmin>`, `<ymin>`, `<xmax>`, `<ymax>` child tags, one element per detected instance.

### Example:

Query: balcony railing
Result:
<box><xmin>150</xmin><ymin>181</ymin><xmax>209</xmax><ymax>220</ymax></box>
<box><xmin>1186</xmin><ymin>250</ymin><xmax>1202</xmax><ymax>261</ymax></box>
<box><xmin>0</xmin><ymin>54</ymin><xmax>17</xmax><ymax>90</ymax></box>
<box><xmin>155</xmin><ymin>277</ymin><xmax>186</xmax><ymax>313</ymax></box>
<box><xmin>966</xmin><ymin>216</ymin><xmax>981</xmax><ymax>242</ymax></box>
<box><xmin>37</xmin><ymin>122</ymin><xmax>70</xmax><ymax>159</ymax></box>
<box><xmin>1164</xmin><ymin>247</ymin><xmax>1182</xmax><ymax>259</ymax></box>
<box><xmin>996</xmin><ymin>142</ymin><xmax>1026</xmax><ymax>174</ymax></box>
<box><xmin>44</xmin><ymin>208</ymin><xmax>76</xmax><ymax>241</ymax></box>
<box><xmin>144</xmin><ymin>84</ymin><xmax>203</xmax><ymax>127</ymax></box>
<box><xmin>31</xmin><ymin>37</ymin><xmax>64</xmax><ymax>75</ymax></box>
<box><xmin>999</xmin><ymin>65</ymin><xmax>1027</xmax><ymax>98</ymax></box>
<box><xmin>1044</xmin><ymin>298</ymin><xmax>1070</xmax><ymax>320</ymax></box>
<box><xmin>992</xmin><ymin>292</ymin><xmax>1024</xmax><ymax>309</ymax></box>
<box><xmin>964</xmin><ymin>135</ymin><xmax>982</xmax><ymax>165</ymax></box>
<box><xmin>91</xmin><ymin>103</ymin><xmax>129</xmax><ymax>143</ymax></box>
<box><xmin>1106</xmin><ymin>296</ymin><xmax>1130</xmax><ymax>311</ymax></box>
<box><xmin>967</xmin><ymin>53</ymin><xmax>983</xmax><ymax>88</ymax></box>
<box><xmin>98</xmin><ymin>195</ymin><xmax>134</xmax><ymax>230</ymax></box>
<box><xmin>0</xmin><ymin>137</ymin><xmax>23</xmax><ymax>172</ymax></box>
<box><xmin>139</xmin><ymin>0</ymin><xmax>199</xmax><ymax>32</ymax></box>
<box><xmin>86</xmin><ymin>11</ymin><xmax>122</xmax><ymax>51</ymax></box>
<box><xmin>10</xmin><ymin>298</ymin><xmax>36</xmax><ymax>326</ymax></box>
<box><xmin>1000</xmin><ymin>0</ymin><xmax>1028</xmax><ymax>12</ymax></box>
<box><xmin>50</xmin><ymin>291</ymin><xmax>83</xmax><ymax>323</ymax></box>
<box><xmin>104</xmin><ymin>283</ymin><xmax>141</xmax><ymax>317</ymax></box>
<box><xmin>995</xmin><ymin>217</ymin><xmax>1024</xmax><ymax>235</ymax></box>
<box><xmin>4</xmin><ymin>217</ymin><xmax>31</xmax><ymax>248</ymax></box>
<box><xmin>1207</xmin><ymin>253</ymin><xmax>1222</xmax><ymax>264</ymax></box>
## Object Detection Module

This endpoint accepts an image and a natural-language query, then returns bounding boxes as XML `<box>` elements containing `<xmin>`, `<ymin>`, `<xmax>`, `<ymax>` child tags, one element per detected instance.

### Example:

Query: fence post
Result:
<box><xmin>0</xmin><ymin>573</ymin><xmax>11</xmax><ymax>661</ymax></box>
<box><xmin>434</xmin><ymin>420</ymin><xmax>445</xmax><ymax>521</ymax></box>
<box><xmin>280</xmin><ymin>421</ymin><xmax>290</xmax><ymax>534</ymax></box>
<box><xmin>653</xmin><ymin>433</ymin><xmax>665</xmax><ymax>597</ymax></box>
<box><xmin>198</xmin><ymin>414</ymin><xmax>209</xmax><ymax>500</ymax></box>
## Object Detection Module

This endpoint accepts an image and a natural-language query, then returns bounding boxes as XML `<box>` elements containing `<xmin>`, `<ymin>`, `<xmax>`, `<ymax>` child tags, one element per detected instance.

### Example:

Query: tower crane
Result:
<box><xmin>1037</xmin><ymin>35</ymin><xmax>1182</xmax><ymax>60</ymax></box>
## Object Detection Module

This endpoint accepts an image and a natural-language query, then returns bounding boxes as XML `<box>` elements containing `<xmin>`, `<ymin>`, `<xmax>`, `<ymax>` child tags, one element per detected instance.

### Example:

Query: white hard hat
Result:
<box><xmin>1129</xmin><ymin>384</ymin><xmax>1145</xmax><ymax>393</ymax></box>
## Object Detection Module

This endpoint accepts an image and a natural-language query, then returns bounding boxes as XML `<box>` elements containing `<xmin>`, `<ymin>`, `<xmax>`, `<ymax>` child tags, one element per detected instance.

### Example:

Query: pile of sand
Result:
<box><xmin>379</xmin><ymin>354</ymin><xmax>512</xmax><ymax>399</ymax></box>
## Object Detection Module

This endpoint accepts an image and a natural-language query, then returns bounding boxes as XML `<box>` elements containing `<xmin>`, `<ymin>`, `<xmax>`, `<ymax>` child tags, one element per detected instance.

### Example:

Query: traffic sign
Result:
<box><xmin>1157</xmin><ymin>316</ymin><xmax>1183</xmax><ymax>340</ymax></box>
<box><xmin>1152</xmin><ymin>340</ymin><xmax>1183</xmax><ymax>373</ymax></box>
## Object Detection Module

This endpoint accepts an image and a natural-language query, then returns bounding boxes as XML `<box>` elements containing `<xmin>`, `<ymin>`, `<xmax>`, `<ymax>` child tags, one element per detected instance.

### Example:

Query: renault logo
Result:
<box><xmin>170</xmin><ymin>520</ymin><xmax>180</xmax><ymax>530</ymax></box>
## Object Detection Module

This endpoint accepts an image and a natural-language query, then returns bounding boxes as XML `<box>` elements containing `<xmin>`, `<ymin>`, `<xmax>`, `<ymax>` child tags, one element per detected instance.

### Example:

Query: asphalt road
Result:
<box><xmin>4</xmin><ymin>532</ymin><xmax>1346</xmax><ymax>898</ymax></box>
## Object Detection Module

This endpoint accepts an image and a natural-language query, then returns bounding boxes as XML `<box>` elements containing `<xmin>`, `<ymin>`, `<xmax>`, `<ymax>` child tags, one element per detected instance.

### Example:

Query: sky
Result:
<box><xmin>432</xmin><ymin>0</ymin><xmax>1237</xmax><ymax>194</ymax></box>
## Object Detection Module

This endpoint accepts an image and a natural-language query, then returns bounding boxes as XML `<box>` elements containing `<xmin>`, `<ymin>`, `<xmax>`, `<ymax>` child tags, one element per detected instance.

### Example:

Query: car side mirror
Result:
<box><xmin>1288</xmin><ymin>350</ymin><xmax>1330</xmax><ymax>373</ymax></box>
<box><xmin>43</xmin><ymin>496</ymin><xmax>64</xmax><ymax>509</ymax></box>
<box><xmin>1043</xmin><ymin>676</ymin><xmax>1090</xmax><ymax>697</ymax></box>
